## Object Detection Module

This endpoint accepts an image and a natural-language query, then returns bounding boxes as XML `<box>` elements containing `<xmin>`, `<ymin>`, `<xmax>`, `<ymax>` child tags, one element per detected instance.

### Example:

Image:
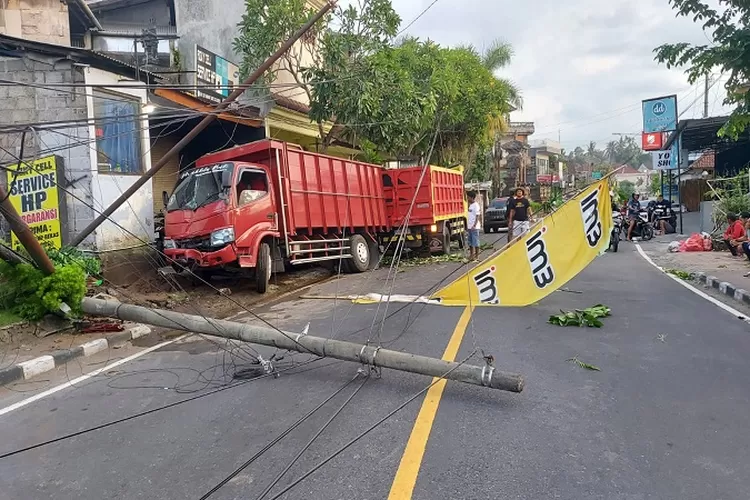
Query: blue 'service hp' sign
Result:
<box><xmin>642</xmin><ymin>95</ymin><xmax>678</xmax><ymax>133</ymax></box>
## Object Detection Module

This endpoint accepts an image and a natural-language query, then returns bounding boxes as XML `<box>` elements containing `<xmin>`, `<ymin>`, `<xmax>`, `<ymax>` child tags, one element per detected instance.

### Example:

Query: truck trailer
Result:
<box><xmin>163</xmin><ymin>139</ymin><xmax>466</xmax><ymax>293</ymax></box>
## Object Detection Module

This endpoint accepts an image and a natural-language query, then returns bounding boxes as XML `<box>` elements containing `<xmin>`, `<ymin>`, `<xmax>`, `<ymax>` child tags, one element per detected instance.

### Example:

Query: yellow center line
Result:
<box><xmin>387</xmin><ymin>305</ymin><xmax>474</xmax><ymax>500</ymax></box>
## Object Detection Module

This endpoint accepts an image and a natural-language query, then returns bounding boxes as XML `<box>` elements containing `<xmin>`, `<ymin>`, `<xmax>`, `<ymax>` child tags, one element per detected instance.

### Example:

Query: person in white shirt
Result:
<box><xmin>466</xmin><ymin>191</ymin><xmax>481</xmax><ymax>261</ymax></box>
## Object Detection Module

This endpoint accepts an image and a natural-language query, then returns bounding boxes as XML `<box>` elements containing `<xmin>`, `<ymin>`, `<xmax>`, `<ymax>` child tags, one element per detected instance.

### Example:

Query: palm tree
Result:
<box><xmin>605</xmin><ymin>141</ymin><xmax>617</xmax><ymax>163</ymax></box>
<box><xmin>480</xmin><ymin>40</ymin><xmax>523</xmax><ymax>111</ymax></box>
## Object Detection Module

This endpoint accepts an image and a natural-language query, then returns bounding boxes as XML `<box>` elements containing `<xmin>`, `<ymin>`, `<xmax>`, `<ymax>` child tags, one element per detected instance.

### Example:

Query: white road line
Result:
<box><xmin>0</xmin><ymin>335</ymin><xmax>189</xmax><ymax>418</ymax></box>
<box><xmin>635</xmin><ymin>243</ymin><xmax>750</xmax><ymax>323</ymax></box>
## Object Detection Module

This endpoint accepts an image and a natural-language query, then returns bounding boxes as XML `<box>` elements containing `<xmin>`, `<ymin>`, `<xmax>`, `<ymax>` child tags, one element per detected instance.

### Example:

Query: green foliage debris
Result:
<box><xmin>665</xmin><ymin>269</ymin><xmax>695</xmax><ymax>280</ymax></box>
<box><xmin>567</xmin><ymin>356</ymin><xmax>601</xmax><ymax>371</ymax></box>
<box><xmin>0</xmin><ymin>247</ymin><xmax>100</xmax><ymax>321</ymax></box>
<box><xmin>548</xmin><ymin>304</ymin><xmax>611</xmax><ymax>328</ymax></box>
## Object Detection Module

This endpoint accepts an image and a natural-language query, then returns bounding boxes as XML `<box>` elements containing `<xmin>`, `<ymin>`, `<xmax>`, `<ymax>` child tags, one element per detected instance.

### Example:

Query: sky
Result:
<box><xmin>381</xmin><ymin>0</ymin><xmax>734</xmax><ymax>150</ymax></box>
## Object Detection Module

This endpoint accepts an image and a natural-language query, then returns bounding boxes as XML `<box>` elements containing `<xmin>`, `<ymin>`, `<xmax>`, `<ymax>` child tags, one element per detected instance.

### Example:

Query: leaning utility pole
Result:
<box><xmin>70</xmin><ymin>0</ymin><xmax>338</xmax><ymax>247</ymax></box>
<box><xmin>82</xmin><ymin>297</ymin><xmax>525</xmax><ymax>393</ymax></box>
<box><xmin>703</xmin><ymin>73</ymin><xmax>710</xmax><ymax>118</ymax></box>
<box><xmin>0</xmin><ymin>185</ymin><xmax>55</xmax><ymax>274</ymax></box>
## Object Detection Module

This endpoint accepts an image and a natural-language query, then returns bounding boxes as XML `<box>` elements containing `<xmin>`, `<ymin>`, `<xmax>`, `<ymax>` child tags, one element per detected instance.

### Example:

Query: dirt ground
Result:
<box><xmin>0</xmin><ymin>265</ymin><xmax>333</xmax><ymax>365</ymax></box>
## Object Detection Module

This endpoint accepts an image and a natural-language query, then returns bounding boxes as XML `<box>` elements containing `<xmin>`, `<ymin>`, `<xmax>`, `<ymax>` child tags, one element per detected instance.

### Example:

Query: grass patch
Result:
<box><xmin>0</xmin><ymin>309</ymin><xmax>22</xmax><ymax>328</ymax></box>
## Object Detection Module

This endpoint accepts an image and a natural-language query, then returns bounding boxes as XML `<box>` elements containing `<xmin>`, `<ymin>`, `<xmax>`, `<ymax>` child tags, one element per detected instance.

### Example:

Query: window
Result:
<box><xmin>236</xmin><ymin>170</ymin><xmax>268</xmax><ymax>207</ymax></box>
<box><xmin>93</xmin><ymin>90</ymin><xmax>143</xmax><ymax>174</ymax></box>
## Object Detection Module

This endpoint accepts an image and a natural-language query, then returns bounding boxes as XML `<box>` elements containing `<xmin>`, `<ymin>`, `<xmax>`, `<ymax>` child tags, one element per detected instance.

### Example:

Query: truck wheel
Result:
<box><xmin>256</xmin><ymin>242</ymin><xmax>272</xmax><ymax>294</ymax></box>
<box><xmin>348</xmin><ymin>234</ymin><xmax>370</xmax><ymax>273</ymax></box>
<box><xmin>367</xmin><ymin>238</ymin><xmax>381</xmax><ymax>270</ymax></box>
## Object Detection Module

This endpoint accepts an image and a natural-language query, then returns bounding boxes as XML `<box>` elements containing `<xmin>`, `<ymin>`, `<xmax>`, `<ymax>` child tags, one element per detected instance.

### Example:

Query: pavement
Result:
<box><xmin>1</xmin><ymin>236</ymin><xmax>750</xmax><ymax>500</ymax></box>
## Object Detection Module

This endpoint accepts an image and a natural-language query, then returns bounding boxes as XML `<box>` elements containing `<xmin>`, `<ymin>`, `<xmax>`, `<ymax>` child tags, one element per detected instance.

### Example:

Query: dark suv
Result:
<box><xmin>484</xmin><ymin>197</ymin><xmax>508</xmax><ymax>233</ymax></box>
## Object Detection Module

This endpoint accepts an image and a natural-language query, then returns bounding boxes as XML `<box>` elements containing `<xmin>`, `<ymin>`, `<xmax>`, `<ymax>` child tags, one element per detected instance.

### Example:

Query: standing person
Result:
<box><xmin>724</xmin><ymin>213</ymin><xmax>746</xmax><ymax>257</ymax></box>
<box><xmin>508</xmin><ymin>187</ymin><xmax>531</xmax><ymax>243</ymax></box>
<box><xmin>466</xmin><ymin>191</ymin><xmax>481</xmax><ymax>261</ymax></box>
<box><xmin>626</xmin><ymin>193</ymin><xmax>642</xmax><ymax>241</ymax></box>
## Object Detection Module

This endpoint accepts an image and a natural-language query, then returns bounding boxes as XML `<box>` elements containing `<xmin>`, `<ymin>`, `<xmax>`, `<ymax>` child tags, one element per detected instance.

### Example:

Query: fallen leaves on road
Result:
<box><xmin>665</xmin><ymin>268</ymin><xmax>695</xmax><ymax>280</ymax></box>
<box><xmin>381</xmin><ymin>253</ymin><xmax>466</xmax><ymax>269</ymax></box>
<box><xmin>567</xmin><ymin>356</ymin><xmax>601</xmax><ymax>371</ymax></box>
<box><xmin>548</xmin><ymin>304</ymin><xmax>611</xmax><ymax>328</ymax></box>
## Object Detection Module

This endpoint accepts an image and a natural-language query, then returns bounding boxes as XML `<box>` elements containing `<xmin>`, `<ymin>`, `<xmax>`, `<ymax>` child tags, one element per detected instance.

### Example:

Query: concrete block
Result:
<box><xmin>734</xmin><ymin>289</ymin><xmax>748</xmax><ymax>303</ymax></box>
<box><xmin>719</xmin><ymin>282</ymin><xmax>735</xmax><ymax>297</ymax></box>
<box><xmin>695</xmin><ymin>272</ymin><xmax>707</xmax><ymax>283</ymax></box>
<box><xmin>81</xmin><ymin>338</ymin><xmax>108</xmax><ymax>356</ymax></box>
<box><xmin>7</xmin><ymin>85</ymin><xmax>34</xmax><ymax>99</ymax></box>
<box><xmin>14</xmin><ymin>96</ymin><xmax>36</xmax><ymax>110</ymax></box>
<box><xmin>709</xmin><ymin>276</ymin><xmax>720</xmax><ymax>289</ymax></box>
<box><xmin>9</xmin><ymin>109</ymin><xmax>33</xmax><ymax>124</ymax></box>
<box><xmin>18</xmin><ymin>355</ymin><xmax>55</xmax><ymax>379</ymax></box>
<box><xmin>45</xmin><ymin>71</ymin><xmax>65</xmax><ymax>84</ymax></box>
<box><xmin>129</xmin><ymin>325</ymin><xmax>151</xmax><ymax>339</ymax></box>
<box><xmin>43</xmin><ymin>95</ymin><xmax>71</xmax><ymax>110</ymax></box>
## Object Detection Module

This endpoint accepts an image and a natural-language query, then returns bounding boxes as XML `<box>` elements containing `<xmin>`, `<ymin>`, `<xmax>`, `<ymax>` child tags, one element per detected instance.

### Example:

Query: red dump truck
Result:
<box><xmin>163</xmin><ymin>139</ymin><xmax>466</xmax><ymax>293</ymax></box>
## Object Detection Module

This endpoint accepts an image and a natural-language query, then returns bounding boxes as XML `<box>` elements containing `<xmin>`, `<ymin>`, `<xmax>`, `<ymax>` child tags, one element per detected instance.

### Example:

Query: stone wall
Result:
<box><xmin>0</xmin><ymin>0</ymin><xmax>70</xmax><ymax>45</ymax></box>
<box><xmin>0</xmin><ymin>53</ymin><xmax>96</xmax><ymax>248</ymax></box>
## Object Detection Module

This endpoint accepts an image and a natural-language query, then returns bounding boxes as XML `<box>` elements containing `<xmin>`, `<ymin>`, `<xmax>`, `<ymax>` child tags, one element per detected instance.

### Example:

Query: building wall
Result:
<box><xmin>0</xmin><ymin>0</ymin><xmax>70</xmax><ymax>45</ymax></box>
<box><xmin>91</xmin><ymin>0</ymin><xmax>173</xmax><ymax>26</ymax></box>
<box><xmin>0</xmin><ymin>53</ymin><xmax>95</xmax><ymax>248</ymax></box>
<box><xmin>173</xmin><ymin>0</ymin><xmax>245</xmax><ymax>81</ymax></box>
<box><xmin>83</xmin><ymin>66</ymin><xmax>154</xmax><ymax>252</ymax></box>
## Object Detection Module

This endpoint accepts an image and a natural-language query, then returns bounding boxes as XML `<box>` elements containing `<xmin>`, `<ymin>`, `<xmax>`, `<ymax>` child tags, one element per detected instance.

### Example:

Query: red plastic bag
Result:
<box><xmin>679</xmin><ymin>233</ymin><xmax>706</xmax><ymax>252</ymax></box>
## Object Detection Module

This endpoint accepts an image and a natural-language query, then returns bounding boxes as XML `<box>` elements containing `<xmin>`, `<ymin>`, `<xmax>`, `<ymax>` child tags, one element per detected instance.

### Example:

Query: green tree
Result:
<box><xmin>618</xmin><ymin>180</ymin><xmax>636</xmax><ymax>201</ymax></box>
<box><xmin>234</xmin><ymin>0</ymin><xmax>401</xmax><ymax>147</ymax></box>
<box><xmin>654</xmin><ymin>0</ymin><xmax>750</xmax><ymax>138</ymax></box>
<box><xmin>649</xmin><ymin>173</ymin><xmax>662</xmax><ymax>196</ymax></box>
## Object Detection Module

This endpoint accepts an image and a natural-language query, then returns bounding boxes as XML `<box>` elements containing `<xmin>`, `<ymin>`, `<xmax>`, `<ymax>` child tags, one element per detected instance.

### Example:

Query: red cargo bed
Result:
<box><xmin>383</xmin><ymin>165</ymin><xmax>466</xmax><ymax>227</ymax></box>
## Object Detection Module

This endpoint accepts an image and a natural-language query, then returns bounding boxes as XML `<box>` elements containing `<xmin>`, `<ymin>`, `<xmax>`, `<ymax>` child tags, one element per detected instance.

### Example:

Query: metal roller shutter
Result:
<box><xmin>150</xmin><ymin>135</ymin><xmax>180</xmax><ymax>214</ymax></box>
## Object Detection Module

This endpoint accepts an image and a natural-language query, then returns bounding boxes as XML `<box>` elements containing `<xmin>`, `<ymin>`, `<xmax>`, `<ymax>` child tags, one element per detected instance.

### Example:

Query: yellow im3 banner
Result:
<box><xmin>433</xmin><ymin>180</ymin><xmax>612</xmax><ymax>307</ymax></box>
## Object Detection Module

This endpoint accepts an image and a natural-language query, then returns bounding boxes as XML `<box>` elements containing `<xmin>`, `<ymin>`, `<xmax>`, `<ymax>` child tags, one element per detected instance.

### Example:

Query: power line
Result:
<box><xmin>0</xmin><ymin>357</ymin><xmax>328</xmax><ymax>460</ymax></box>
<box><xmin>396</xmin><ymin>0</ymin><xmax>440</xmax><ymax>36</ymax></box>
<box><xmin>264</xmin><ymin>350</ymin><xmax>478</xmax><ymax>500</ymax></box>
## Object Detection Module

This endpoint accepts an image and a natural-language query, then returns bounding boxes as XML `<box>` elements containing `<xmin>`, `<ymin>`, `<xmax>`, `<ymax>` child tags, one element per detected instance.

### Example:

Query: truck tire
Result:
<box><xmin>256</xmin><ymin>242</ymin><xmax>272</xmax><ymax>294</ymax></box>
<box><xmin>348</xmin><ymin>234</ymin><xmax>370</xmax><ymax>273</ymax></box>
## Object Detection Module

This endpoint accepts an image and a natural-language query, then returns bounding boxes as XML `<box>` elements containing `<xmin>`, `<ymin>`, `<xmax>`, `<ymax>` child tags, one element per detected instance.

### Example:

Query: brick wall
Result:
<box><xmin>0</xmin><ymin>0</ymin><xmax>71</xmax><ymax>45</ymax></box>
<box><xmin>0</xmin><ymin>53</ymin><xmax>96</xmax><ymax>249</ymax></box>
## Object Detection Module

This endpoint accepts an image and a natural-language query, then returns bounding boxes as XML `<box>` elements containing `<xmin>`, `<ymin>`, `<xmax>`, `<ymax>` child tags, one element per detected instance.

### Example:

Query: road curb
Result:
<box><xmin>695</xmin><ymin>272</ymin><xmax>750</xmax><ymax>307</ymax></box>
<box><xmin>0</xmin><ymin>324</ymin><xmax>152</xmax><ymax>385</ymax></box>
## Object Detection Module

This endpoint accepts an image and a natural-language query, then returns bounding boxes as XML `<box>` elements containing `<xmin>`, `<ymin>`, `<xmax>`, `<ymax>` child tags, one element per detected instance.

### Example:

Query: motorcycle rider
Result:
<box><xmin>626</xmin><ymin>192</ymin><xmax>642</xmax><ymax>241</ymax></box>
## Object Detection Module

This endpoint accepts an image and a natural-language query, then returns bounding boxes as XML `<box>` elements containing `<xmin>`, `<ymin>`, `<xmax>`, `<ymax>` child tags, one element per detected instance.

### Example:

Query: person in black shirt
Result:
<box><xmin>653</xmin><ymin>194</ymin><xmax>671</xmax><ymax>235</ymax></box>
<box><xmin>508</xmin><ymin>188</ymin><xmax>532</xmax><ymax>243</ymax></box>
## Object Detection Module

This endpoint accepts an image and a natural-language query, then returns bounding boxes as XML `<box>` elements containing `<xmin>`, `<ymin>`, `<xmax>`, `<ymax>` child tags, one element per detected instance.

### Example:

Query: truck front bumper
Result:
<box><xmin>164</xmin><ymin>244</ymin><xmax>238</xmax><ymax>269</ymax></box>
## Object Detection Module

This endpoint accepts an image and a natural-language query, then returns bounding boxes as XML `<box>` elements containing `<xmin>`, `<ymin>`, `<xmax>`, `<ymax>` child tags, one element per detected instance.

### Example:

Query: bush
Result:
<box><xmin>0</xmin><ymin>247</ymin><xmax>98</xmax><ymax>321</ymax></box>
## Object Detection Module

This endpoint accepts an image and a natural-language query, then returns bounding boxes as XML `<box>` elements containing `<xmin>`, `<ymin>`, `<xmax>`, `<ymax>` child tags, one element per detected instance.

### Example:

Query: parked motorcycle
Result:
<box><xmin>610</xmin><ymin>212</ymin><xmax>622</xmax><ymax>252</ymax></box>
<box><xmin>626</xmin><ymin>213</ymin><xmax>654</xmax><ymax>241</ymax></box>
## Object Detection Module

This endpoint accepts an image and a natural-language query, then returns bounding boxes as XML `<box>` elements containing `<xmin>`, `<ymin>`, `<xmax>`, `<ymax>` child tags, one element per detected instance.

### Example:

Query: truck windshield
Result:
<box><xmin>167</xmin><ymin>163</ymin><xmax>232</xmax><ymax>212</ymax></box>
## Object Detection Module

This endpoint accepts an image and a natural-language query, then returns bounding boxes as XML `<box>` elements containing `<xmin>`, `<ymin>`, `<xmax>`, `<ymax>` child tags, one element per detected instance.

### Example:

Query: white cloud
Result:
<box><xmin>385</xmin><ymin>0</ymin><xmax>734</xmax><ymax>149</ymax></box>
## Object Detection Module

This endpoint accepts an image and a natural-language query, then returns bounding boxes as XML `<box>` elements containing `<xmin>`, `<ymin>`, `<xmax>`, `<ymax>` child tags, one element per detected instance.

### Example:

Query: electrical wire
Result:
<box><xmin>264</xmin><ymin>350</ymin><xmax>478</xmax><ymax>500</ymax></box>
<box><xmin>197</xmin><ymin>371</ymin><xmax>362</xmax><ymax>500</ymax></box>
<box><xmin>0</xmin><ymin>356</ymin><xmax>328</xmax><ymax>461</ymax></box>
<box><xmin>254</xmin><ymin>373</ymin><xmax>369</xmax><ymax>500</ymax></box>
<box><xmin>396</xmin><ymin>0</ymin><xmax>441</xmax><ymax>37</ymax></box>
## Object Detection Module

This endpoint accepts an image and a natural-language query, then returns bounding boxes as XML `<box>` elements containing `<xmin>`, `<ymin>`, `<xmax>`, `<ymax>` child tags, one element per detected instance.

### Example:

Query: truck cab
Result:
<box><xmin>163</xmin><ymin>160</ymin><xmax>279</xmax><ymax>286</ymax></box>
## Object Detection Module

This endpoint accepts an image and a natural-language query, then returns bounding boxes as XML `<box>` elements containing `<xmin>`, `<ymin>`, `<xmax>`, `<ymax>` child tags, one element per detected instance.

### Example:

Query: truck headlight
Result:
<box><xmin>210</xmin><ymin>228</ymin><xmax>235</xmax><ymax>247</ymax></box>
<box><xmin>163</xmin><ymin>238</ymin><xmax>176</xmax><ymax>249</ymax></box>
<box><xmin>430</xmin><ymin>224</ymin><xmax>438</xmax><ymax>233</ymax></box>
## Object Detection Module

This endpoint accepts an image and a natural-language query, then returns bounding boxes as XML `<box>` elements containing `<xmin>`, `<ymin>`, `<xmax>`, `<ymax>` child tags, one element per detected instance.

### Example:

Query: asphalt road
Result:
<box><xmin>1</xmin><ymin>241</ymin><xmax>749</xmax><ymax>500</ymax></box>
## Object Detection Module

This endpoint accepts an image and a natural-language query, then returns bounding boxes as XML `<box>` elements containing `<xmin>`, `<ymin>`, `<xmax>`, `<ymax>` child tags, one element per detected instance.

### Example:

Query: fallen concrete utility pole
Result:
<box><xmin>82</xmin><ymin>297</ymin><xmax>524</xmax><ymax>393</ymax></box>
<box><xmin>70</xmin><ymin>0</ymin><xmax>337</xmax><ymax>247</ymax></box>
<box><xmin>0</xmin><ymin>185</ymin><xmax>55</xmax><ymax>274</ymax></box>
